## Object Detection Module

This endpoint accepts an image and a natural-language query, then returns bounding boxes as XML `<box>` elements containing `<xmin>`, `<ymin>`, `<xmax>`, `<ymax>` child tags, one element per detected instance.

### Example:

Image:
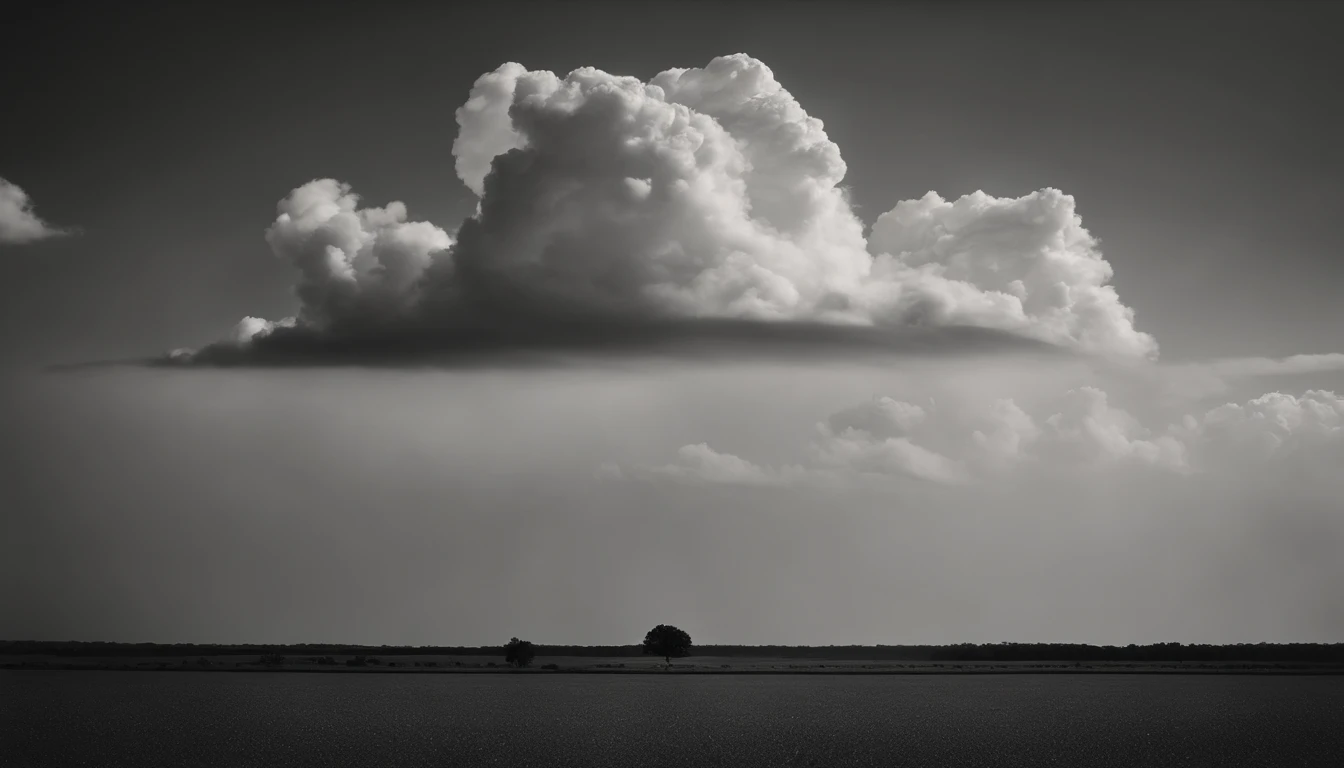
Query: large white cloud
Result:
<box><xmin>443</xmin><ymin>56</ymin><xmax>874</xmax><ymax>325</ymax></box>
<box><xmin>0</xmin><ymin>177</ymin><xmax>70</xmax><ymax>244</ymax></box>
<box><xmin>173</xmin><ymin>54</ymin><xmax>1157</xmax><ymax>364</ymax></box>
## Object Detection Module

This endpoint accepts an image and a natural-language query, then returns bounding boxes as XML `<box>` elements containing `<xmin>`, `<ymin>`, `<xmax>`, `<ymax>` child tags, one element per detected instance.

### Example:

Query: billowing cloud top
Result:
<box><xmin>0</xmin><ymin>177</ymin><xmax>71</xmax><ymax>244</ymax></box>
<box><xmin>171</xmin><ymin>54</ymin><xmax>1156</xmax><ymax>365</ymax></box>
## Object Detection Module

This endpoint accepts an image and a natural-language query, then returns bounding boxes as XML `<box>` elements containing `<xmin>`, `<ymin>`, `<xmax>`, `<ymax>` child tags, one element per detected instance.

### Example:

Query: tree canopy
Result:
<box><xmin>642</xmin><ymin>624</ymin><xmax>692</xmax><ymax>664</ymax></box>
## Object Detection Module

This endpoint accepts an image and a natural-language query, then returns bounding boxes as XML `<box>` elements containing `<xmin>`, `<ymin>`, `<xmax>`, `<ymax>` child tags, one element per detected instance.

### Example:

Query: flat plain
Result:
<box><xmin>3</xmin><ymin>670</ymin><xmax>1342</xmax><ymax>767</ymax></box>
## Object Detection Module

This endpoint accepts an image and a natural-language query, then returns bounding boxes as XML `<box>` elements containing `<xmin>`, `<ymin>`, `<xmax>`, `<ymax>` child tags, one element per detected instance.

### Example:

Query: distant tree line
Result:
<box><xmin>5</xmin><ymin>640</ymin><xmax>1342</xmax><ymax>663</ymax></box>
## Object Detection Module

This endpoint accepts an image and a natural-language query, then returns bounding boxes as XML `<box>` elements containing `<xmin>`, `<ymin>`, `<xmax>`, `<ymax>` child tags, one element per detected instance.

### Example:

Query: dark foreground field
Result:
<box><xmin>3</xmin><ymin>671</ymin><xmax>1341</xmax><ymax>767</ymax></box>
<box><xmin>8</xmin><ymin>641</ymin><xmax>1341</xmax><ymax>675</ymax></box>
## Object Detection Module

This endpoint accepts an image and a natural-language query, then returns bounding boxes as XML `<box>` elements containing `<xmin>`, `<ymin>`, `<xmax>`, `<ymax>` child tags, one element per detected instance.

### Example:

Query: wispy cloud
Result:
<box><xmin>1103</xmin><ymin>353</ymin><xmax>1344</xmax><ymax>402</ymax></box>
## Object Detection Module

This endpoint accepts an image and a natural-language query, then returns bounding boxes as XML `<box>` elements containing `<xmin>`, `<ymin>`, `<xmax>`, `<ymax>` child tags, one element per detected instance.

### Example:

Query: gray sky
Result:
<box><xmin>2</xmin><ymin>1</ymin><xmax>1343</xmax><ymax>645</ymax></box>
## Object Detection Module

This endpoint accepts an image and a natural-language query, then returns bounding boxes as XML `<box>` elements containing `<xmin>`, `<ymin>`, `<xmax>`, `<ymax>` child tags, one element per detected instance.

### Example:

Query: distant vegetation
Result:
<box><xmin>4</xmin><ymin>640</ymin><xmax>1343</xmax><ymax>663</ymax></box>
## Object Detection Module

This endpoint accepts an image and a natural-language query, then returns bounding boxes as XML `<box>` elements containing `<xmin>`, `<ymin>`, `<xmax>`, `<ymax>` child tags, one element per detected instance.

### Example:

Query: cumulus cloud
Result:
<box><xmin>168</xmin><ymin>54</ymin><xmax>1155</xmax><ymax>366</ymax></box>
<box><xmin>808</xmin><ymin>397</ymin><xmax>970</xmax><ymax>484</ymax></box>
<box><xmin>263</xmin><ymin>179</ymin><xmax>454</xmax><ymax>328</ymax></box>
<box><xmin>1038</xmin><ymin>387</ymin><xmax>1189</xmax><ymax>471</ymax></box>
<box><xmin>621</xmin><ymin>388</ymin><xmax>1344</xmax><ymax>489</ymax></box>
<box><xmin>867</xmin><ymin>190</ymin><xmax>1155</xmax><ymax>358</ymax></box>
<box><xmin>970</xmin><ymin>399</ymin><xmax>1041</xmax><ymax>464</ymax></box>
<box><xmin>1189</xmin><ymin>390</ymin><xmax>1344</xmax><ymax>459</ymax></box>
<box><xmin>0</xmin><ymin>177</ymin><xmax>71</xmax><ymax>244</ymax></box>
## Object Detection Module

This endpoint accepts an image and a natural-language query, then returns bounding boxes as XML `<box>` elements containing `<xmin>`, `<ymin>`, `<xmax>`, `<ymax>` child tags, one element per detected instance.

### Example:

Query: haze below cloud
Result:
<box><xmin>4</xmin><ymin>2</ymin><xmax>1343</xmax><ymax>647</ymax></box>
<box><xmin>5</xmin><ymin>359</ymin><xmax>1342</xmax><ymax>645</ymax></box>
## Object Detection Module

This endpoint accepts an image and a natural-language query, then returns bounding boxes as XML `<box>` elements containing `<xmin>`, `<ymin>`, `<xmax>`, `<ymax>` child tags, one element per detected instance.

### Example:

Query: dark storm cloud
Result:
<box><xmin>159</xmin><ymin>318</ymin><xmax>1058</xmax><ymax>369</ymax></box>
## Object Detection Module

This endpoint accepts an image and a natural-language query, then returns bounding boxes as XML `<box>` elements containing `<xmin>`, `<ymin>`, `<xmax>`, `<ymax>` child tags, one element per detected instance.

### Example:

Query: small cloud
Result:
<box><xmin>593</xmin><ymin>462</ymin><xmax>624</xmax><ymax>481</ymax></box>
<box><xmin>825</xmin><ymin>397</ymin><xmax>928</xmax><ymax>440</ymax></box>
<box><xmin>0</xmin><ymin>177</ymin><xmax>72</xmax><ymax>244</ymax></box>
<box><xmin>810</xmin><ymin>430</ymin><xmax>970</xmax><ymax>485</ymax></box>
<box><xmin>650</xmin><ymin>444</ymin><xmax>794</xmax><ymax>488</ymax></box>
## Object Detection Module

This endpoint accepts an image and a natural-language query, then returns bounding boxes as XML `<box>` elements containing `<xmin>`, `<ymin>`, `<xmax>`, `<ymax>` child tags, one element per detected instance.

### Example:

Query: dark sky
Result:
<box><xmin>3</xmin><ymin>1</ymin><xmax>1343</xmax><ymax>646</ymax></box>
<box><xmin>4</xmin><ymin>0</ymin><xmax>1342</xmax><ymax>366</ymax></box>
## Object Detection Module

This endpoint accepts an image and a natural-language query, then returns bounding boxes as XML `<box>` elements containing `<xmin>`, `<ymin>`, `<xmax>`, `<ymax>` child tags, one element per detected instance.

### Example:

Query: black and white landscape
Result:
<box><xmin>3</xmin><ymin>1</ymin><xmax>1343</xmax><ymax>766</ymax></box>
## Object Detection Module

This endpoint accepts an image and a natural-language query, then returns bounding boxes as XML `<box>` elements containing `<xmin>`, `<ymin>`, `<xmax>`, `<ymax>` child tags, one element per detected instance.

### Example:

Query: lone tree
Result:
<box><xmin>642</xmin><ymin>624</ymin><xmax>692</xmax><ymax>666</ymax></box>
<box><xmin>505</xmin><ymin>637</ymin><xmax>536</xmax><ymax>668</ymax></box>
